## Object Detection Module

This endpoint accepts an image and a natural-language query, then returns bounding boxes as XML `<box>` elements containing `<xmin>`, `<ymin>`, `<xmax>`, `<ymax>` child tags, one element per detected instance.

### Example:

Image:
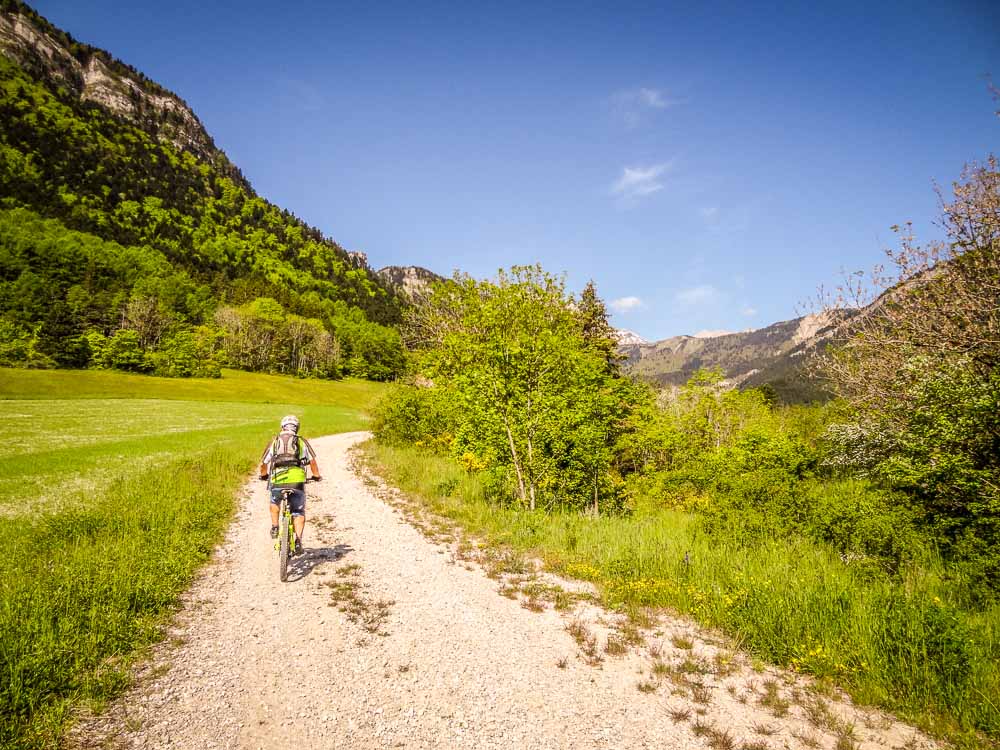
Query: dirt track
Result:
<box><xmin>73</xmin><ymin>431</ymin><xmax>934</xmax><ymax>750</ymax></box>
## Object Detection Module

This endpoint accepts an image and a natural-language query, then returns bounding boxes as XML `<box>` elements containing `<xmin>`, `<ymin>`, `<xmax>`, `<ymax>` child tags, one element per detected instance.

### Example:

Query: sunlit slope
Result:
<box><xmin>0</xmin><ymin>368</ymin><xmax>386</xmax><ymax>408</ymax></box>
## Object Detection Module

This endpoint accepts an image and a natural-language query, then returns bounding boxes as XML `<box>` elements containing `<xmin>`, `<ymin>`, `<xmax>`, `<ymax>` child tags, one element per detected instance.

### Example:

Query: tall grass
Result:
<box><xmin>363</xmin><ymin>442</ymin><xmax>1000</xmax><ymax>747</ymax></box>
<box><xmin>0</xmin><ymin>369</ymin><xmax>384</xmax><ymax>749</ymax></box>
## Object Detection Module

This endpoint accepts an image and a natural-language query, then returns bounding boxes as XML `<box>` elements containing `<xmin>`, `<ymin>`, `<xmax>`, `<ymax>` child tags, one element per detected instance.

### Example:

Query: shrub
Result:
<box><xmin>821</xmin><ymin>159</ymin><xmax>1000</xmax><ymax>592</ymax></box>
<box><xmin>0</xmin><ymin>318</ymin><xmax>51</xmax><ymax>368</ymax></box>
<box><xmin>151</xmin><ymin>328</ymin><xmax>222</xmax><ymax>378</ymax></box>
<box><xmin>371</xmin><ymin>384</ymin><xmax>456</xmax><ymax>447</ymax></box>
<box><xmin>101</xmin><ymin>329</ymin><xmax>152</xmax><ymax>372</ymax></box>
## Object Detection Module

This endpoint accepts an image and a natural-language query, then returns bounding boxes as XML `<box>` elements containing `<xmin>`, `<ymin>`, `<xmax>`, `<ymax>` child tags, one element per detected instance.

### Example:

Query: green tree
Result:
<box><xmin>102</xmin><ymin>329</ymin><xmax>150</xmax><ymax>372</ymax></box>
<box><xmin>35</xmin><ymin>300</ymin><xmax>89</xmax><ymax>367</ymax></box>
<box><xmin>407</xmin><ymin>265</ymin><xmax>634</xmax><ymax>510</ymax></box>
<box><xmin>577</xmin><ymin>279</ymin><xmax>623</xmax><ymax>373</ymax></box>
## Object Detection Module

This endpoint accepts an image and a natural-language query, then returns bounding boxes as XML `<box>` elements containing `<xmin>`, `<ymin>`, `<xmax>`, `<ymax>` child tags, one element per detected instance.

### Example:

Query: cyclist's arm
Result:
<box><xmin>258</xmin><ymin>444</ymin><xmax>273</xmax><ymax>479</ymax></box>
<box><xmin>301</xmin><ymin>437</ymin><xmax>322</xmax><ymax>480</ymax></box>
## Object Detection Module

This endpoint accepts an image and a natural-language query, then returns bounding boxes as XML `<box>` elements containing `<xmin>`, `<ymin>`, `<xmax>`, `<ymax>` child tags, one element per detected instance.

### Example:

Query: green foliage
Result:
<box><xmin>151</xmin><ymin>328</ymin><xmax>223</xmax><ymax>378</ymax></box>
<box><xmin>100</xmin><ymin>329</ymin><xmax>151</xmax><ymax>372</ymax></box>
<box><xmin>0</xmin><ymin>206</ymin><xmax>406</xmax><ymax>381</ymax></box>
<box><xmin>616</xmin><ymin>373</ymin><xmax>931</xmax><ymax>578</ymax></box>
<box><xmin>828</xmin><ymin>362</ymin><xmax>1000</xmax><ymax>593</ymax></box>
<box><xmin>0</xmin><ymin>318</ymin><xmax>49</xmax><ymax>368</ymax></box>
<box><xmin>396</xmin><ymin>266</ymin><xmax>641</xmax><ymax>511</ymax></box>
<box><xmin>372</xmin><ymin>384</ymin><xmax>456</xmax><ymax>447</ymax></box>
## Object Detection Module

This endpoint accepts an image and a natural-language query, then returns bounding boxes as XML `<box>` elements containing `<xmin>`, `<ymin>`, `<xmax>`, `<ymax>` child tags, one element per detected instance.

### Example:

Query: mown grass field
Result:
<box><xmin>362</xmin><ymin>442</ymin><xmax>1000</xmax><ymax>749</ymax></box>
<box><xmin>0</xmin><ymin>368</ymin><xmax>386</xmax><ymax>749</ymax></box>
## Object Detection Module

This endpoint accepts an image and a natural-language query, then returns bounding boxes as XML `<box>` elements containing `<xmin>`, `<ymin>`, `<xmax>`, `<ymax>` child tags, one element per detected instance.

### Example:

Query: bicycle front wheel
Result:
<box><xmin>278</xmin><ymin>500</ymin><xmax>290</xmax><ymax>582</ymax></box>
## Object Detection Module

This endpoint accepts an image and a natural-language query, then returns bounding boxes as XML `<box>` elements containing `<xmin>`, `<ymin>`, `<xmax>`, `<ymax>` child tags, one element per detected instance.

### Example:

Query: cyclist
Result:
<box><xmin>258</xmin><ymin>415</ymin><xmax>322</xmax><ymax>554</ymax></box>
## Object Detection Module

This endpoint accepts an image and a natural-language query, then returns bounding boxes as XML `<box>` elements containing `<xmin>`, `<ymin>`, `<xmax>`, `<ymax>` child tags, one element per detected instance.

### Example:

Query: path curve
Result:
<box><xmin>74</xmin><ymin>432</ymin><xmax>933</xmax><ymax>750</ymax></box>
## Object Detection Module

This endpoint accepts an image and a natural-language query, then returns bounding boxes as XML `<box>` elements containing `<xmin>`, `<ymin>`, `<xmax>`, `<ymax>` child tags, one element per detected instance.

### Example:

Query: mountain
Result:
<box><xmin>623</xmin><ymin>311</ymin><xmax>852</xmax><ymax>402</ymax></box>
<box><xmin>0</xmin><ymin>2</ymin><xmax>241</xmax><ymax>184</ymax></box>
<box><xmin>614</xmin><ymin>330</ymin><xmax>648</xmax><ymax>348</ymax></box>
<box><xmin>0</xmin><ymin>0</ymin><xmax>406</xmax><ymax>379</ymax></box>
<box><xmin>376</xmin><ymin>265</ymin><xmax>443</xmax><ymax>300</ymax></box>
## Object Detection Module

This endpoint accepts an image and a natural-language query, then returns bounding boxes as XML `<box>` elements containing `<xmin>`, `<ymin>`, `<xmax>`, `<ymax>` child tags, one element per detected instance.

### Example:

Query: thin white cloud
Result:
<box><xmin>741</xmin><ymin>305</ymin><xmax>758</xmax><ymax>317</ymax></box>
<box><xmin>611</xmin><ymin>87</ymin><xmax>674</xmax><ymax>128</ymax></box>
<box><xmin>610</xmin><ymin>295</ymin><xmax>644</xmax><ymax>313</ymax></box>
<box><xmin>675</xmin><ymin>284</ymin><xmax>720</xmax><ymax>305</ymax></box>
<box><xmin>636</xmin><ymin>87</ymin><xmax>670</xmax><ymax>109</ymax></box>
<box><xmin>700</xmin><ymin>206</ymin><xmax>719</xmax><ymax>220</ymax></box>
<box><xmin>611</xmin><ymin>162</ymin><xmax>671</xmax><ymax>199</ymax></box>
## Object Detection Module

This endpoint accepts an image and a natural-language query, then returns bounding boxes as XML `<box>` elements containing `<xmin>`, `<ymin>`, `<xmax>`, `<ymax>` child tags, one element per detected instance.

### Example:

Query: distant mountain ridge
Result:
<box><xmin>621</xmin><ymin>311</ymin><xmax>853</xmax><ymax>401</ymax></box>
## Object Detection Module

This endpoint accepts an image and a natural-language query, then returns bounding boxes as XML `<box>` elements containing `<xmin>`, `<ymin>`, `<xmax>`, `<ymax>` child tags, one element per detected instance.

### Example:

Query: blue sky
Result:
<box><xmin>31</xmin><ymin>0</ymin><xmax>999</xmax><ymax>340</ymax></box>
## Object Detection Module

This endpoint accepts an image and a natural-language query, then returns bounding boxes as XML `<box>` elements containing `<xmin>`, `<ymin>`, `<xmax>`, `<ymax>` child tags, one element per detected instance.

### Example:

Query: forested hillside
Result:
<box><xmin>0</xmin><ymin>0</ymin><xmax>405</xmax><ymax>380</ymax></box>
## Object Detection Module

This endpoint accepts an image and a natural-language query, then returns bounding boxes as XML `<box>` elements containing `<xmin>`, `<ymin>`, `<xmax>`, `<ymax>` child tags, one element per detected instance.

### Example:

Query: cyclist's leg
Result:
<box><xmin>289</xmin><ymin>488</ymin><xmax>306</xmax><ymax>544</ymax></box>
<box><xmin>268</xmin><ymin>487</ymin><xmax>281</xmax><ymax>528</ymax></box>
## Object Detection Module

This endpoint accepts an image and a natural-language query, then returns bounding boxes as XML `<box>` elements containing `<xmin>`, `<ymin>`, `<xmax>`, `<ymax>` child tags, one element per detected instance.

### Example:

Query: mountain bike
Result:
<box><xmin>272</xmin><ymin>477</ymin><xmax>319</xmax><ymax>582</ymax></box>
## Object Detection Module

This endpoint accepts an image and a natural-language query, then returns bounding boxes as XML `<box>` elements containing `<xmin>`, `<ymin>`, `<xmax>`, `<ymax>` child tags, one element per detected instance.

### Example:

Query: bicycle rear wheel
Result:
<box><xmin>278</xmin><ymin>498</ymin><xmax>290</xmax><ymax>582</ymax></box>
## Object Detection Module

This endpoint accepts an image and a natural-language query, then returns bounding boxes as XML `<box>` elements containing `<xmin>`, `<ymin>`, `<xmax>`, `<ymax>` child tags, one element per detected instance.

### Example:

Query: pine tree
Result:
<box><xmin>36</xmin><ymin>300</ymin><xmax>89</xmax><ymax>367</ymax></box>
<box><xmin>577</xmin><ymin>280</ymin><xmax>623</xmax><ymax>373</ymax></box>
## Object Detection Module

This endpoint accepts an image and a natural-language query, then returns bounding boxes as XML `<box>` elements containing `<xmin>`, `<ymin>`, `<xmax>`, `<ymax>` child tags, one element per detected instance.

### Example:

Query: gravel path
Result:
<box><xmin>73</xmin><ymin>432</ymin><xmax>936</xmax><ymax>750</ymax></box>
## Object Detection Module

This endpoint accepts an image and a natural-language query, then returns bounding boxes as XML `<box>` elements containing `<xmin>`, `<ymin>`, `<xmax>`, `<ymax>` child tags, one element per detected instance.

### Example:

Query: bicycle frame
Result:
<box><xmin>274</xmin><ymin>486</ymin><xmax>297</xmax><ymax>582</ymax></box>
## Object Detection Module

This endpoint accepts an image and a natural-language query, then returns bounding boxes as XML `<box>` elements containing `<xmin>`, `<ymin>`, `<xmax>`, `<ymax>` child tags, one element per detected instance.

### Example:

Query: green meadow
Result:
<box><xmin>0</xmin><ymin>368</ymin><xmax>385</xmax><ymax>749</ymax></box>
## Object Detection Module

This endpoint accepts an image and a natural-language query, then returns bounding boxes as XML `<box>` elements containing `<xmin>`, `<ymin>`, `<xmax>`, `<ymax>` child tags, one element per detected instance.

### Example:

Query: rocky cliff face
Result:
<box><xmin>0</xmin><ymin>2</ymin><xmax>240</xmax><ymax>180</ymax></box>
<box><xmin>376</xmin><ymin>265</ymin><xmax>442</xmax><ymax>300</ymax></box>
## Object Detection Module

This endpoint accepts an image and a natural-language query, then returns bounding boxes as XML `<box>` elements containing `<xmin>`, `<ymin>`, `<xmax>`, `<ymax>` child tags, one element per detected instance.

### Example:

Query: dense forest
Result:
<box><xmin>0</xmin><ymin>3</ymin><xmax>405</xmax><ymax>380</ymax></box>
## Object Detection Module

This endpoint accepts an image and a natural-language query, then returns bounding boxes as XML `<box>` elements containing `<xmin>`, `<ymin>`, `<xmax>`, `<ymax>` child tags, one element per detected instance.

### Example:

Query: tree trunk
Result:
<box><xmin>526</xmin><ymin>435</ymin><xmax>536</xmax><ymax>511</ymax></box>
<box><xmin>503</xmin><ymin>418</ymin><xmax>527</xmax><ymax>506</ymax></box>
<box><xmin>593</xmin><ymin>470</ymin><xmax>599</xmax><ymax>517</ymax></box>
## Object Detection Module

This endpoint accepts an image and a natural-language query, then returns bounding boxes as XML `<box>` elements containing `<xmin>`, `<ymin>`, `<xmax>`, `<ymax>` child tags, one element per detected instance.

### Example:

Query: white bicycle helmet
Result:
<box><xmin>280</xmin><ymin>414</ymin><xmax>300</xmax><ymax>432</ymax></box>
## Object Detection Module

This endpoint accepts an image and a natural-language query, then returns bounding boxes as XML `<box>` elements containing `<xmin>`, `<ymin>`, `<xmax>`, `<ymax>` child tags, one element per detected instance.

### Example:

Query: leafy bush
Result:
<box><xmin>100</xmin><ymin>330</ymin><xmax>151</xmax><ymax>373</ymax></box>
<box><xmin>371</xmin><ymin>385</ymin><xmax>456</xmax><ymax>448</ymax></box>
<box><xmin>803</xmin><ymin>480</ymin><xmax>925</xmax><ymax>573</ymax></box>
<box><xmin>400</xmin><ymin>266</ymin><xmax>642</xmax><ymax>511</ymax></box>
<box><xmin>150</xmin><ymin>328</ymin><xmax>222</xmax><ymax>378</ymax></box>
<box><xmin>0</xmin><ymin>318</ymin><xmax>51</xmax><ymax>368</ymax></box>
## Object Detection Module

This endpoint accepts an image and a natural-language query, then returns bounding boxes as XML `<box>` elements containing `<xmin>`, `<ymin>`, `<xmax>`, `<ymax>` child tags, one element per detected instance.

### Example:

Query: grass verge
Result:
<box><xmin>0</xmin><ymin>368</ymin><xmax>385</xmax><ymax>749</ymax></box>
<box><xmin>360</xmin><ymin>441</ymin><xmax>1000</xmax><ymax>749</ymax></box>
